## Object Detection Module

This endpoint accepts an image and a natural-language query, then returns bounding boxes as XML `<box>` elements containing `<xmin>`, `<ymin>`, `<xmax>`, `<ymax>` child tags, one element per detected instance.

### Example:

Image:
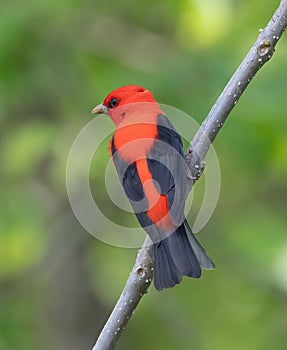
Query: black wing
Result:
<box><xmin>147</xmin><ymin>114</ymin><xmax>187</xmax><ymax>227</ymax></box>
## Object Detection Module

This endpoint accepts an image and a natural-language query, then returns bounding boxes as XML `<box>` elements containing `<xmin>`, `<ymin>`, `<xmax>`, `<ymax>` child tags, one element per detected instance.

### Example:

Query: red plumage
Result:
<box><xmin>92</xmin><ymin>85</ymin><xmax>215</xmax><ymax>290</ymax></box>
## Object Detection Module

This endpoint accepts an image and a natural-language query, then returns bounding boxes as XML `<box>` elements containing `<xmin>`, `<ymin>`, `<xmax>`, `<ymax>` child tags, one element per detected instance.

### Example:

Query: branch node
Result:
<box><xmin>257</xmin><ymin>39</ymin><xmax>272</xmax><ymax>56</ymax></box>
<box><xmin>136</xmin><ymin>267</ymin><xmax>145</xmax><ymax>277</ymax></box>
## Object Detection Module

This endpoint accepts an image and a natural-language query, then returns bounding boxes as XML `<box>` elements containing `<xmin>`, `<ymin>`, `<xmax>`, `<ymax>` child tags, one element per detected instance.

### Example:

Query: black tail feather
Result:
<box><xmin>184</xmin><ymin>219</ymin><xmax>215</xmax><ymax>270</ymax></box>
<box><xmin>153</xmin><ymin>240</ymin><xmax>182</xmax><ymax>291</ymax></box>
<box><xmin>167</xmin><ymin>224</ymin><xmax>201</xmax><ymax>278</ymax></box>
<box><xmin>153</xmin><ymin>221</ymin><xmax>215</xmax><ymax>291</ymax></box>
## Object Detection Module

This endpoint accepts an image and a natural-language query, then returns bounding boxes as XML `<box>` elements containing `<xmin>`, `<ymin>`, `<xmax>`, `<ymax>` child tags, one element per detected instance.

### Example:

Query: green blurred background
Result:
<box><xmin>1</xmin><ymin>0</ymin><xmax>287</xmax><ymax>349</ymax></box>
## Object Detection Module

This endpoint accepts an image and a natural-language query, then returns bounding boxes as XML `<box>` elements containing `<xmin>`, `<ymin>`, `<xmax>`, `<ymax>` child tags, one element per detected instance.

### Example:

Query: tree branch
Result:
<box><xmin>93</xmin><ymin>239</ymin><xmax>153</xmax><ymax>350</ymax></box>
<box><xmin>93</xmin><ymin>1</ymin><xmax>287</xmax><ymax>349</ymax></box>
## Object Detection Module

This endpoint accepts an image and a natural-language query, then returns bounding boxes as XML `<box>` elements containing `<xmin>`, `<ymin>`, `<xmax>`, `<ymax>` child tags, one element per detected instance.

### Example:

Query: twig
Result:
<box><xmin>93</xmin><ymin>1</ymin><xmax>287</xmax><ymax>349</ymax></box>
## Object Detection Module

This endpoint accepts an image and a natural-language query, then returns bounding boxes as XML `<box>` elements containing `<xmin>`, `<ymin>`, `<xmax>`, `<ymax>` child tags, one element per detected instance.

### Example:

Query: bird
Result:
<box><xmin>92</xmin><ymin>85</ymin><xmax>215</xmax><ymax>291</ymax></box>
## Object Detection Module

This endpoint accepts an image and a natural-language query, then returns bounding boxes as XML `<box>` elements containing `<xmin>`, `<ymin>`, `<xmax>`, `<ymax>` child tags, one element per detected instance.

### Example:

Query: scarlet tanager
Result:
<box><xmin>92</xmin><ymin>85</ymin><xmax>215</xmax><ymax>291</ymax></box>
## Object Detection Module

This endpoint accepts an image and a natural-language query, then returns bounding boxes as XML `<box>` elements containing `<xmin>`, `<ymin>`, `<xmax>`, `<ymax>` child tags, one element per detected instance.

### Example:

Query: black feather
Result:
<box><xmin>153</xmin><ymin>239</ymin><xmax>182</xmax><ymax>291</ymax></box>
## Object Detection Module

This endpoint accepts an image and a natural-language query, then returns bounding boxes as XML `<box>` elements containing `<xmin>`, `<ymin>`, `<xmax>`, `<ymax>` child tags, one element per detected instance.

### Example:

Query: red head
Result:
<box><xmin>92</xmin><ymin>85</ymin><xmax>160</xmax><ymax>126</ymax></box>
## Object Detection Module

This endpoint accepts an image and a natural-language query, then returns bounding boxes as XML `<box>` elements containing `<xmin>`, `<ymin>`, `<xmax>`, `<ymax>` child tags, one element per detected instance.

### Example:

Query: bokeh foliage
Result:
<box><xmin>1</xmin><ymin>0</ymin><xmax>287</xmax><ymax>349</ymax></box>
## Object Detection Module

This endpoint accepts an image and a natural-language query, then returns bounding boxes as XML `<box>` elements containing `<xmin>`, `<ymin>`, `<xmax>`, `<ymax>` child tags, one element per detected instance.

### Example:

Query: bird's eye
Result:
<box><xmin>110</xmin><ymin>98</ymin><xmax>119</xmax><ymax>108</ymax></box>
